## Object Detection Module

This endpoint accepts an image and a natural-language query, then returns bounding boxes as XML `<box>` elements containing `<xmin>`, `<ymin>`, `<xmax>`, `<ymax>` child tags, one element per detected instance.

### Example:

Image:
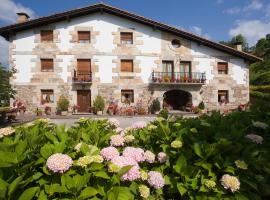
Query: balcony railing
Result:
<box><xmin>72</xmin><ymin>70</ymin><xmax>92</xmax><ymax>83</ymax></box>
<box><xmin>151</xmin><ymin>71</ymin><xmax>206</xmax><ymax>84</ymax></box>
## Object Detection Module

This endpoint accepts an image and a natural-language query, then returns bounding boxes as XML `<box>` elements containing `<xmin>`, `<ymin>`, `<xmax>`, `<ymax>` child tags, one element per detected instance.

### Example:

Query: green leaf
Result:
<box><xmin>15</xmin><ymin>140</ymin><xmax>27</xmax><ymax>156</ymax></box>
<box><xmin>108</xmin><ymin>187</ymin><xmax>134</xmax><ymax>200</ymax></box>
<box><xmin>44</xmin><ymin>184</ymin><xmax>68</xmax><ymax>196</ymax></box>
<box><xmin>177</xmin><ymin>183</ymin><xmax>187</xmax><ymax>196</ymax></box>
<box><xmin>40</xmin><ymin>144</ymin><xmax>53</xmax><ymax>159</ymax></box>
<box><xmin>193</xmin><ymin>143</ymin><xmax>203</xmax><ymax>158</ymax></box>
<box><xmin>0</xmin><ymin>178</ymin><xmax>8</xmax><ymax>199</ymax></box>
<box><xmin>173</xmin><ymin>154</ymin><xmax>187</xmax><ymax>174</ymax></box>
<box><xmin>117</xmin><ymin>165</ymin><xmax>132</xmax><ymax>177</ymax></box>
<box><xmin>78</xmin><ymin>187</ymin><xmax>98</xmax><ymax>199</ymax></box>
<box><xmin>0</xmin><ymin>151</ymin><xmax>18</xmax><ymax>164</ymax></box>
<box><xmin>18</xmin><ymin>187</ymin><xmax>39</xmax><ymax>200</ymax></box>
<box><xmin>8</xmin><ymin>175</ymin><xmax>24</xmax><ymax>197</ymax></box>
<box><xmin>190</xmin><ymin>128</ymin><xmax>198</xmax><ymax>133</ymax></box>
<box><xmin>37</xmin><ymin>190</ymin><xmax>47</xmax><ymax>200</ymax></box>
<box><xmin>94</xmin><ymin>171</ymin><xmax>110</xmax><ymax>179</ymax></box>
<box><xmin>45</xmin><ymin>132</ymin><xmax>58</xmax><ymax>144</ymax></box>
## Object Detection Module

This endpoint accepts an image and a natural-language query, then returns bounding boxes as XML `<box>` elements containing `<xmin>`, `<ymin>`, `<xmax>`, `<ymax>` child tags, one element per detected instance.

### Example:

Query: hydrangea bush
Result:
<box><xmin>0</xmin><ymin>103</ymin><xmax>269</xmax><ymax>199</ymax></box>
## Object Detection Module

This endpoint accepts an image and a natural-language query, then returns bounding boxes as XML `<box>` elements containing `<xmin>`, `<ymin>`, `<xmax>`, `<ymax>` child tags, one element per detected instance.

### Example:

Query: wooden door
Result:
<box><xmin>77</xmin><ymin>90</ymin><xmax>91</xmax><ymax>112</ymax></box>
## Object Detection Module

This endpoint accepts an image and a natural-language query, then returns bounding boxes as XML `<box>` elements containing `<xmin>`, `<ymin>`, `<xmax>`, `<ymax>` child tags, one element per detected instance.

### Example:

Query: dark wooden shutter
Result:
<box><xmin>78</xmin><ymin>31</ymin><xmax>90</xmax><ymax>41</ymax></box>
<box><xmin>41</xmin><ymin>59</ymin><xmax>53</xmax><ymax>71</ymax></box>
<box><xmin>120</xmin><ymin>32</ymin><xmax>133</xmax><ymax>44</ymax></box>
<box><xmin>41</xmin><ymin>30</ymin><xmax>53</xmax><ymax>42</ymax></box>
<box><xmin>218</xmin><ymin>62</ymin><xmax>228</xmax><ymax>73</ymax></box>
<box><xmin>121</xmin><ymin>60</ymin><xmax>133</xmax><ymax>72</ymax></box>
<box><xmin>77</xmin><ymin>59</ymin><xmax>91</xmax><ymax>72</ymax></box>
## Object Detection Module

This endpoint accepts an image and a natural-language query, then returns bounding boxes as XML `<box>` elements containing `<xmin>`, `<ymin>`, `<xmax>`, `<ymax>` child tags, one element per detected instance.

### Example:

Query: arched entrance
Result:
<box><xmin>163</xmin><ymin>90</ymin><xmax>192</xmax><ymax>110</ymax></box>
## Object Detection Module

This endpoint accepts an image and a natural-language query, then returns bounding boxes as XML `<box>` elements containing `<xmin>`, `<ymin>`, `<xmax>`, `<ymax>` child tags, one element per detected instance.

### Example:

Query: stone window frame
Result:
<box><xmin>77</xmin><ymin>31</ymin><xmax>91</xmax><ymax>43</ymax></box>
<box><xmin>218</xmin><ymin>90</ymin><xmax>229</xmax><ymax>104</ymax></box>
<box><xmin>120</xmin><ymin>59</ymin><xmax>134</xmax><ymax>72</ymax></box>
<box><xmin>40</xmin><ymin>58</ymin><xmax>54</xmax><ymax>72</ymax></box>
<box><xmin>70</xmin><ymin>26</ymin><xmax>98</xmax><ymax>44</ymax></box>
<box><xmin>41</xmin><ymin>89</ymin><xmax>54</xmax><ymax>104</ymax></box>
<box><xmin>121</xmin><ymin>89</ymin><xmax>134</xmax><ymax>103</ymax></box>
<box><xmin>40</xmin><ymin>30</ymin><xmax>54</xmax><ymax>42</ymax></box>
<box><xmin>217</xmin><ymin>62</ymin><xmax>228</xmax><ymax>74</ymax></box>
<box><xmin>34</xmin><ymin>25</ymin><xmax>60</xmax><ymax>43</ymax></box>
<box><xmin>120</xmin><ymin>32</ymin><xmax>133</xmax><ymax>45</ymax></box>
<box><xmin>113</xmin><ymin>27</ymin><xmax>143</xmax><ymax>48</ymax></box>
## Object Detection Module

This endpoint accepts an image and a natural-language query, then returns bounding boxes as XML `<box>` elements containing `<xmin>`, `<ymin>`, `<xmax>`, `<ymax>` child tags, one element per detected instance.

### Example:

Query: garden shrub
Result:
<box><xmin>198</xmin><ymin>101</ymin><xmax>205</xmax><ymax>110</ymax></box>
<box><xmin>158</xmin><ymin>108</ymin><xmax>169</xmax><ymax>119</ymax></box>
<box><xmin>0</xmin><ymin>104</ymin><xmax>269</xmax><ymax>199</ymax></box>
<box><xmin>150</xmin><ymin>98</ymin><xmax>161</xmax><ymax>114</ymax></box>
<box><xmin>93</xmin><ymin>95</ymin><xmax>105</xmax><ymax>112</ymax></box>
<box><xmin>57</xmin><ymin>95</ymin><xmax>70</xmax><ymax>111</ymax></box>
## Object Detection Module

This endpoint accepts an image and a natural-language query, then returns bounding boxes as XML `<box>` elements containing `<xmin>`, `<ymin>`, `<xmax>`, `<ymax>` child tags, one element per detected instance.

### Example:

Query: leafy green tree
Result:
<box><xmin>219</xmin><ymin>34</ymin><xmax>249</xmax><ymax>52</ymax></box>
<box><xmin>0</xmin><ymin>64</ymin><xmax>16</xmax><ymax>106</ymax></box>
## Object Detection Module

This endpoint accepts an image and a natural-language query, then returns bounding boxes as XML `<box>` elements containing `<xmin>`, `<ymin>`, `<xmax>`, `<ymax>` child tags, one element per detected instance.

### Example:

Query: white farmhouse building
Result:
<box><xmin>0</xmin><ymin>3</ymin><xmax>261</xmax><ymax>112</ymax></box>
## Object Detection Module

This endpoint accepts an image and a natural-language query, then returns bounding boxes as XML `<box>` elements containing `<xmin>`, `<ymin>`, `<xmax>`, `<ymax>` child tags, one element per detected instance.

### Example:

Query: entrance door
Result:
<box><xmin>77</xmin><ymin>90</ymin><xmax>91</xmax><ymax>112</ymax></box>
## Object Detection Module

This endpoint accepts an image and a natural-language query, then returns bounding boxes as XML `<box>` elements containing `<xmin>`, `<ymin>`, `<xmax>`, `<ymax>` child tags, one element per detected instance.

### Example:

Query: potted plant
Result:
<box><xmin>93</xmin><ymin>95</ymin><xmax>105</xmax><ymax>115</ymax></box>
<box><xmin>57</xmin><ymin>95</ymin><xmax>70</xmax><ymax>116</ymax></box>
<box><xmin>44</xmin><ymin>106</ymin><xmax>51</xmax><ymax>115</ymax></box>
<box><xmin>35</xmin><ymin>108</ymin><xmax>42</xmax><ymax>116</ymax></box>
<box><xmin>150</xmin><ymin>98</ymin><xmax>161</xmax><ymax>114</ymax></box>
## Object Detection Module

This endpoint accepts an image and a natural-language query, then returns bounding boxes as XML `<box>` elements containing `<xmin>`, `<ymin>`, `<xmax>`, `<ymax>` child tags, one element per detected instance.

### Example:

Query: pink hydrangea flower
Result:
<box><xmin>157</xmin><ymin>152</ymin><xmax>168</xmax><ymax>163</ymax></box>
<box><xmin>115</xmin><ymin>127</ymin><xmax>124</xmax><ymax>135</ymax></box>
<box><xmin>46</xmin><ymin>153</ymin><xmax>73</xmax><ymax>173</ymax></box>
<box><xmin>147</xmin><ymin>171</ymin><xmax>165</xmax><ymax>189</ymax></box>
<box><xmin>123</xmin><ymin>147</ymin><xmax>145</xmax><ymax>163</ymax></box>
<box><xmin>144</xmin><ymin>150</ymin><xmax>155</xmax><ymax>163</ymax></box>
<box><xmin>110</xmin><ymin>134</ymin><xmax>124</xmax><ymax>146</ymax></box>
<box><xmin>100</xmin><ymin>147</ymin><xmax>119</xmax><ymax>161</ymax></box>
<box><xmin>108</xmin><ymin>118</ymin><xmax>120</xmax><ymax>127</ymax></box>
<box><xmin>111</xmin><ymin>156</ymin><xmax>140</xmax><ymax>181</ymax></box>
<box><xmin>131</xmin><ymin>121</ymin><xmax>147</xmax><ymax>129</ymax></box>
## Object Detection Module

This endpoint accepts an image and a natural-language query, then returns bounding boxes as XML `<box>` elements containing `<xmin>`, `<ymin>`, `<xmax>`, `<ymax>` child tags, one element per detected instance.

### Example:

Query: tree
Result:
<box><xmin>0</xmin><ymin>64</ymin><xmax>16</xmax><ymax>106</ymax></box>
<box><xmin>219</xmin><ymin>34</ymin><xmax>249</xmax><ymax>52</ymax></box>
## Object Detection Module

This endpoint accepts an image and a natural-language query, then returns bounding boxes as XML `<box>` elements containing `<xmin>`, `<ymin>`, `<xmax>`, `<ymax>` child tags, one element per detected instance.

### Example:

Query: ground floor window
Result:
<box><xmin>41</xmin><ymin>90</ymin><xmax>54</xmax><ymax>104</ymax></box>
<box><xmin>218</xmin><ymin>90</ymin><xmax>229</xmax><ymax>104</ymax></box>
<box><xmin>121</xmin><ymin>90</ymin><xmax>134</xmax><ymax>104</ymax></box>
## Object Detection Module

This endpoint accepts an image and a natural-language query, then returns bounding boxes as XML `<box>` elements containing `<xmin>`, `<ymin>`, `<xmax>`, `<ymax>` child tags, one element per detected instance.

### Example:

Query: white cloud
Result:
<box><xmin>229</xmin><ymin>20</ymin><xmax>270</xmax><ymax>45</ymax></box>
<box><xmin>0</xmin><ymin>37</ymin><xmax>9</xmax><ymax>67</ymax></box>
<box><xmin>0</xmin><ymin>0</ymin><xmax>36</xmax><ymax>23</ymax></box>
<box><xmin>190</xmin><ymin>26</ymin><xmax>211</xmax><ymax>39</ymax></box>
<box><xmin>243</xmin><ymin>0</ymin><xmax>263</xmax><ymax>12</ymax></box>
<box><xmin>224</xmin><ymin>0</ymin><xmax>263</xmax><ymax>14</ymax></box>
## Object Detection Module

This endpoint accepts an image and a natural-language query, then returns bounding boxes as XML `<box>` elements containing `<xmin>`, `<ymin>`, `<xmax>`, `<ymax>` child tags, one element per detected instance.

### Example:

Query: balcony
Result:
<box><xmin>72</xmin><ymin>70</ymin><xmax>92</xmax><ymax>84</ymax></box>
<box><xmin>151</xmin><ymin>71</ymin><xmax>206</xmax><ymax>84</ymax></box>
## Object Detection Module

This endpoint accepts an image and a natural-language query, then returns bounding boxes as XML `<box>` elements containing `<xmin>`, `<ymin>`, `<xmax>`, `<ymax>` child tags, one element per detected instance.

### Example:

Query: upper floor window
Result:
<box><xmin>120</xmin><ymin>32</ymin><xmax>133</xmax><ymax>44</ymax></box>
<box><xmin>41</xmin><ymin>89</ymin><xmax>54</xmax><ymax>104</ymax></box>
<box><xmin>218</xmin><ymin>90</ymin><xmax>229</xmax><ymax>104</ymax></box>
<box><xmin>78</xmin><ymin>31</ymin><xmax>91</xmax><ymax>43</ymax></box>
<box><xmin>41</xmin><ymin>30</ymin><xmax>53</xmax><ymax>42</ymax></box>
<box><xmin>41</xmin><ymin>59</ymin><xmax>53</xmax><ymax>72</ymax></box>
<box><xmin>218</xmin><ymin>62</ymin><xmax>228</xmax><ymax>74</ymax></box>
<box><xmin>121</xmin><ymin>60</ymin><xmax>133</xmax><ymax>72</ymax></box>
<box><xmin>121</xmin><ymin>90</ymin><xmax>134</xmax><ymax>103</ymax></box>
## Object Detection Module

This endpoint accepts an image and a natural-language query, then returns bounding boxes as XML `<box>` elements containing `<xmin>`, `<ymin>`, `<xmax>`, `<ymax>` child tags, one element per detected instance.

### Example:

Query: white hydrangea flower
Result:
<box><xmin>0</xmin><ymin>127</ymin><xmax>15</xmax><ymax>138</ymax></box>
<box><xmin>220</xmin><ymin>174</ymin><xmax>240</xmax><ymax>192</ymax></box>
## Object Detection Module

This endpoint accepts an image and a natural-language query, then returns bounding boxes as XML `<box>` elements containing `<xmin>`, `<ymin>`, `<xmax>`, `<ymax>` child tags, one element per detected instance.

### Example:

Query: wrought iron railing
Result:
<box><xmin>73</xmin><ymin>70</ymin><xmax>92</xmax><ymax>83</ymax></box>
<box><xmin>151</xmin><ymin>71</ymin><xmax>206</xmax><ymax>84</ymax></box>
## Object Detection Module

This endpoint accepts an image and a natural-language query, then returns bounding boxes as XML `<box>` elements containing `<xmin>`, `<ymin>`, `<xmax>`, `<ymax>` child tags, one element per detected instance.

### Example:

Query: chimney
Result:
<box><xmin>16</xmin><ymin>12</ymin><xmax>30</xmax><ymax>23</ymax></box>
<box><xmin>233</xmin><ymin>41</ymin><xmax>242</xmax><ymax>51</ymax></box>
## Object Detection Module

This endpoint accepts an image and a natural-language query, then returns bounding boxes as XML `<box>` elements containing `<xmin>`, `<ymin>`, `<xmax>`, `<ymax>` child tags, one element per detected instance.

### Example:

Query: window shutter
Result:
<box><xmin>77</xmin><ymin>59</ymin><xmax>91</xmax><ymax>72</ymax></box>
<box><xmin>78</xmin><ymin>31</ymin><xmax>90</xmax><ymax>41</ymax></box>
<box><xmin>121</xmin><ymin>60</ymin><xmax>133</xmax><ymax>72</ymax></box>
<box><xmin>218</xmin><ymin>62</ymin><xmax>228</xmax><ymax>71</ymax></box>
<box><xmin>41</xmin><ymin>30</ymin><xmax>53</xmax><ymax>42</ymax></box>
<box><xmin>41</xmin><ymin>59</ymin><xmax>53</xmax><ymax>71</ymax></box>
<box><xmin>120</xmin><ymin>32</ymin><xmax>133</xmax><ymax>44</ymax></box>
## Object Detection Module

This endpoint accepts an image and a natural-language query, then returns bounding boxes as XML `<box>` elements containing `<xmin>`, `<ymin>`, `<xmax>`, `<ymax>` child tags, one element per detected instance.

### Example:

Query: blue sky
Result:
<box><xmin>1</xmin><ymin>0</ymin><xmax>270</xmax><ymax>66</ymax></box>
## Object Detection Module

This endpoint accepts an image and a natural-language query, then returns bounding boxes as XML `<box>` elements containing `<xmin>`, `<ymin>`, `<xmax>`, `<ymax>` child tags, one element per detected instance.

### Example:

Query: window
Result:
<box><xmin>218</xmin><ymin>62</ymin><xmax>228</xmax><ymax>74</ymax></box>
<box><xmin>77</xmin><ymin>59</ymin><xmax>91</xmax><ymax>72</ymax></box>
<box><xmin>41</xmin><ymin>90</ymin><xmax>54</xmax><ymax>104</ymax></box>
<box><xmin>120</xmin><ymin>32</ymin><xmax>133</xmax><ymax>44</ymax></box>
<box><xmin>121</xmin><ymin>60</ymin><xmax>133</xmax><ymax>72</ymax></box>
<box><xmin>41</xmin><ymin>30</ymin><xmax>53</xmax><ymax>42</ymax></box>
<box><xmin>162</xmin><ymin>61</ymin><xmax>173</xmax><ymax>78</ymax></box>
<box><xmin>171</xmin><ymin>39</ymin><xmax>181</xmax><ymax>48</ymax></box>
<box><xmin>218</xmin><ymin>90</ymin><xmax>229</xmax><ymax>104</ymax></box>
<box><xmin>78</xmin><ymin>31</ymin><xmax>90</xmax><ymax>43</ymax></box>
<box><xmin>180</xmin><ymin>61</ymin><xmax>191</xmax><ymax>77</ymax></box>
<box><xmin>121</xmin><ymin>90</ymin><xmax>134</xmax><ymax>103</ymax></box>
<box><xmin>41</xmin><ymin>59</ymin><xmax>53</xmax><ymax>71</ymax></box>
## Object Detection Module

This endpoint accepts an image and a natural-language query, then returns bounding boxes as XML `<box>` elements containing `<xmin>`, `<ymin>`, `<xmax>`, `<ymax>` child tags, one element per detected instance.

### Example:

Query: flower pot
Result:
<box><xmin>97</xmin><ymin>111</ymin><xmax>103</xmax><ymax>115</ymax></box>
<box><xmin>61</xmin><ymin>111</ymin><xmax>68</xmax><ymax>116</ymax></box>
